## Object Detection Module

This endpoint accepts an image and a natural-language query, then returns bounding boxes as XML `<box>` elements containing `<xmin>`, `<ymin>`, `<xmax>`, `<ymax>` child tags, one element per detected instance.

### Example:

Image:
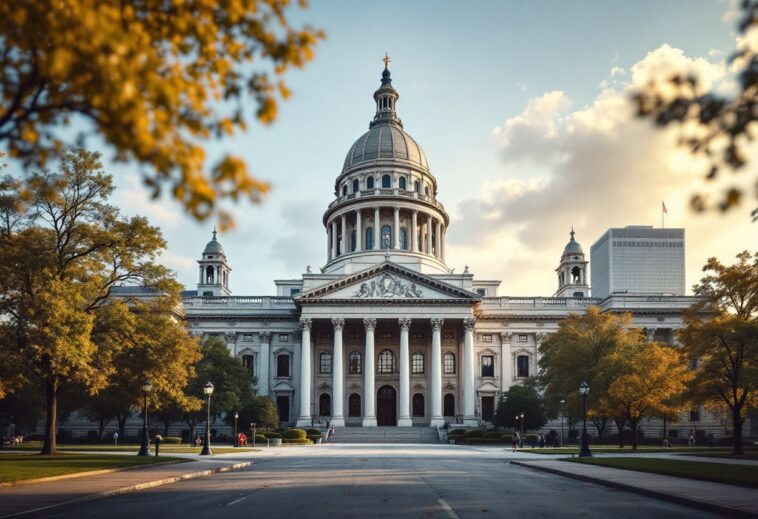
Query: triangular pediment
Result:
<box><xmin>296</xmin><ymin>262</ymin><xmax>480</xmax><ymax>303</ymax></box>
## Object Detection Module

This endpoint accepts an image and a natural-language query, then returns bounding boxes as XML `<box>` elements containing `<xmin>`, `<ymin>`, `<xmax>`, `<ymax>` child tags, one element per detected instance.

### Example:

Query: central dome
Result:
<box><xmin>342</xmin><ymin>125</ymin><xmax>429</xmax><ymax>173</ymax></box>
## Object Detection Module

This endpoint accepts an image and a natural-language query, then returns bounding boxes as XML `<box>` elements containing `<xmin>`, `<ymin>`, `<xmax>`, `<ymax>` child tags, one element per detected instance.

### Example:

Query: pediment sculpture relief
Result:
<box><xmin>353</xmin><ymin>273</ymin><xmax>423</xmax><ymax>299</ymax></box>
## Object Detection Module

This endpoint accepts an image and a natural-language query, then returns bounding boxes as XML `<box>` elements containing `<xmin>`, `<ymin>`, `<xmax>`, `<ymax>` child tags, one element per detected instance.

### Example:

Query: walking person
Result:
<box><xmin>511</xmin><ymin>433</ymin><xmax>519</xmax><ymax>452</ymax></box>
<box><xmin>112</xmin><ymin>431</ymin><xmax>118</xmax><ymax>446</ymax></box>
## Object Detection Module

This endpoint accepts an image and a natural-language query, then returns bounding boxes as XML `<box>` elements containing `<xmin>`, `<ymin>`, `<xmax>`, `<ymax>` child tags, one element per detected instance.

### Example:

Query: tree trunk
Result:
<box><xmin>592</xmin><ymin>417</ymin><xmax>608</xmax><ymax>440</ymax></box>
<box><xmin>732</xmin><ymin>405</ymin><xmax>744</xmax><ymax>455</ymax></box>
<box><xmin>613</xmin><ymin>416</ymin><xmax>626</xmax><ymax>448</ymax></box>
<box><xmin>117</xmin><ymin>415</ymin><xmax>127</xmax><ymax>438</ymax></box>
<box><xmin>629</xmin><ymin>418</ymin><xmax>640</xmax><ymax>450</ymax></box>
<box><xmin>162</xmin><ymin>420</ymin><xmax>171</xmax><ymax>436</ymax></box>
<box><xmin>41</xmin><ymin>376</ymin><xmax>58</xmax><ymax>455</ymax></box>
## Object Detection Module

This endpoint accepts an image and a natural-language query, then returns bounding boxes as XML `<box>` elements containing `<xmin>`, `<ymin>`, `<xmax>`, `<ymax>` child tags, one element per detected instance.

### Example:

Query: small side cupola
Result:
<box><xmin>197</xmin><ymin>229</ymin><xmax>231</xmax><ymax>297</ymax></box>
<box><xmin>555</xmin><ymin>226</ymin><xmax>590</xmax><ymax>298</ymax></box>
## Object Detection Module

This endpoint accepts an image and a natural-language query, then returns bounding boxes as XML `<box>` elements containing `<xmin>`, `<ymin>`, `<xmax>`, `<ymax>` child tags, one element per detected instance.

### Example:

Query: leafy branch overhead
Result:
<box><xmin>0</xmin><ymin>1</ymin><xmax>324</xmax><ymax>228</ymax></box>
<box><xmin>633</xmin><ymin>0</ymin><xmax>758</xmax><ymax>221</ymax></box>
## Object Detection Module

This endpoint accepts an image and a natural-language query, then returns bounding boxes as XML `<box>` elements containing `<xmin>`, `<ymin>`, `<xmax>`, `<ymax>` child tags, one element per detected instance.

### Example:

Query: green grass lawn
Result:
<box><xmin>0</xmin><ymin>453</ymin><xmax>188</xmax><ymax>484</ymax></box>
<box><xmin>9</xmin><ymin>443</ymin><xmax>259</xmax><ymax>455</ymax></box>
<box><xmin>565</xmin><ymin>457</ymin><xmax>758</xmax><ymax>489</ymax></box>
<box><xmin>521</xmin><ymin>445</ymin><xmax>754</xmax><ymax>455</ymax></box>
<box><xmin>680</xmin><ymin>451</ymin><xmax>758</xmax><ymax>460</ymax></box>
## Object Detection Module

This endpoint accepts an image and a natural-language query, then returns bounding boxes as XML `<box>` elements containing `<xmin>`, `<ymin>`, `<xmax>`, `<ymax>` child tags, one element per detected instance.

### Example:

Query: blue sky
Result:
<box><xmin>95</xmin><ymin>1</ymin><xmax>756</xmax><ymax>294</ymax></box>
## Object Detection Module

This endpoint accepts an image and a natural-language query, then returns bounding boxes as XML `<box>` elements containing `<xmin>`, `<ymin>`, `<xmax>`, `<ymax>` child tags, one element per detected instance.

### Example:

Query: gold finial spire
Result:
<box><xmin>383</xmin><ymin>53</ymin><xmax>391</xmax><ymax>70</ymax></box>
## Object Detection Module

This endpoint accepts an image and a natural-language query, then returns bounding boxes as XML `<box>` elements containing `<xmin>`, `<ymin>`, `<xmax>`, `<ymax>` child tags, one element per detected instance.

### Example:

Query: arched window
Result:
<box><xmin>351</xmin><ymin>230</ymin><xmax>357</xmax><ymax>252</ymax></box>
<box><xmin>277</xmin><ymin>354</ymin><xmax>290</xmax><ymax>377</ymax></box>
<box><xmin>411</xmin><ymin>352</ymin><xmax>424</xmax><ymax>374</ymax></box>
<box><xmin>348</xmin><ymin>393</ymin><xmax>361</xmax><ymax>417</ymax></box>
<box><xmin>399</xmin><ymin>228</ymin><xmax>408</xmax><ymax>250</ymax></box>
<box><xmin>205</xmin><ymin>265</ymin><xmax>214</xmax><ymax>283</ymax></box>
<box><xmin>412</xmin><ymin>393</ymin><xmax>425</xmax><ymax>417</ymax></box>
<box><xmin>378</xmin><ymin>349</ymin><xmax>396</xmax><ymax>373</ymax></box>
<box><xmin>380</xmin><ymin>225</ymin><xmax>392</xmax><ymax>249</ymax></box>
<box><xmin>444</xmin><ymin>394</ymin><xmax>455</xmax><ymax>417</ymax></box>
<box><xmin>319</xmin><ymin>393</ymin><xmax>331</xmax><ymax>416</ymax></box>
<box><xmin>367</xmin><ymin>176</ymin><xmax>375</xmax><ymax>189</ymax></box>
<box><xmin>425</xmin><ymin>186</ymin><xmax>430</xmax><ymax>196</ymax></box>
<box><xmin>481</xmin><ymin>355</ymin><xmax>494</xmax><ymax>377</ymax></box>
<box><xmin>349</xmin><ymin>351</ymin><xmax>362</xmax><ymax>374</ymax></box>
<box><xmin>399</xmin><ymin>177</ymin><xmax>406</xmax><ymax>190</ymax></box>
<box><xmin>223</xmin><ymin>271</ymin><xmax>227</xmax><ymax>286</ymax></box>
<box><xmin>517</xmin><ymin>355</ymin><xmax>530</xmax><ymax>378</ymax></box>
<box><xmin>444</xmin><ymin>352</ymin><xmax>456</xmax><ymax>374</ymax></box>
<box><xmin>352</xmin><ymin>178</ymin><xmax>359</xmax><ymax>193</ymax></box>
<box><xmin>414</xmin><ymin>180</ymin><xmax>420</xmax><ymax>193</ymax></box>
<box><xmin>382</xmin><ymin>174</ymin><xmax>391</xmax><ymax>189</ymax></box>
<box><xmin>365</xmin><ymin>227</ymin><xmax>374</xmax><ymax>250</ymax></box>
<box><xmin>342</xmin><ymin>184</ymin><xmax>347</xmax><ymax>196</ymax></box>
<box><xmin>319</xmin><ymin>352</ymin><xmax>332</xmax><ymax>374</ymax></box>
<box><xmin>571</xmin><ymin>266</ymin><xmax>581</xmax><ymax>283</ymax></box>
<box><xmin>241</xmin><ymin>354</ymin><xmax>256</xmax><ymax>377</ymax></box>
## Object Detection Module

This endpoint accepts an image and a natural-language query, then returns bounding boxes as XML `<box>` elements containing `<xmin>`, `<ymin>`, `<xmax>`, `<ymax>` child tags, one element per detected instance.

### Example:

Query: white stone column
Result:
<box><xmin>411</xmin><ymin>210</ymin><xmax>418</xmax><ymax>251</ymax></box>
<box><xmin>331</xmin><ymin>220</ymin><xmax>337</xmax><ymax>259</ymax></box>
<box><xmin>463</xmin><ymin>318</ymin><xmax>477</xmax><ymax>426</ymax></box>
<box><xmin>393</xmin><ymin>206</ymin><xmax>400</xmax><ymax>249</ymax></box>
<box><xmin>356</xmin><ymin>209</ymin><xmax>363</xmax><ymax>252</ymax></box>
<box><xmin>435</xmin><ymin>220</ymin><xmax>441</xmax><ymax>259</ymax></box>
<box><xmin>441</xmin><ymin>225</ymin><xmax>445</xmax><ymax>261</ymax></box>
<box><xmin>331</xmin><ymin>318</ymin><xmax>345</xmax><ymax>426</ymax></box>
<box><xmin>374</xmin><ymin>207</ymin><xmax>380</xmax><ymax>250</ymax></box>
<box><xmin>340</xmin><ymin>214</ymin><xmax>347</xmax><ymax>255</ymax></box>
<box><xmin>296</xmin><ymin>319</ymin><xmax>313</xmax><ymax>427</ymax></box>
<box><xmin>362</xmin><ymin>319</ymin><xmax>377</xmax><ymax>427</ymax></box>
<box><xmin>500</xmin><ymin>332</ymin><xmax>513</xmax><ymax>392</ymax></box>
<box><xmin>259</xmin><ymin>331</ymin><xmax>271</xmax><ymax>397</ymax></box>
<box><xmin>426</xmin><ymin>215</ymin><xmax>433</xmax><ymax>254</ymax></box>
<box><xmin>327</xmin><ymin>227</ymin><xmax>332</xmax><ymax>261</ymax></box>
<box><xmin>398</xmin><ymin>318</ymin><xmax>412</xmax><ymax>426</ymax></box>
<box><xmin>199</xmin><ymin>266</ymin><xmax>203</xmax><ymax>284</ymax></box>
<box><xmin>430</xmin><ymin>318</ymin><xmax>444</xmax><ymax>426</ymax></box>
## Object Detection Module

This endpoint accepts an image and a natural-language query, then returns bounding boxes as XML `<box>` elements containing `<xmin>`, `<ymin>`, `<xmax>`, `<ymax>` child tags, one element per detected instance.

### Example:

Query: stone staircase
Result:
<box><xmin>328</xmin><ymin>426</ymin><xmax>441</xmax><ymax>444</ymax></box>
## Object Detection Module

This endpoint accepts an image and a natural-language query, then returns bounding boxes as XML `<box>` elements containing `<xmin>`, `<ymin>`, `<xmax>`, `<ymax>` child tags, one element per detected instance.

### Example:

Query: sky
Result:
<box><xmin>88</xmin><ymin>1</ymin><xmax>758</xmax><ymax>295</ymax></box>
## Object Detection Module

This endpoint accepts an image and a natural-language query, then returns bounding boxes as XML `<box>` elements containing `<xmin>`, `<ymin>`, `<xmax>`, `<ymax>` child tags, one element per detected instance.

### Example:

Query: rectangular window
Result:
<box><xmin>412</xmin><ymin>353</ymin><xmax>424</xmax><ymax>374</ymax></box>
<box><xmin>517</xmin><ymin>355</ymin><xmax>529</xmax><ymax>378</ymax></box>
<box><xmin>243</xmin><ymin>334</ymin><xmax>253</xmax><ymax>341</ymax></box>
<box><xmin>480</xmin><ymin>355</ymin><xmax>494</xmax><ymax>377</ymax></box>
<box><xmin>319</xmin><ymin>353</ymin><xmax>332</xmax><ymax>374</ymax></box>
<box><xmin>289</xmin><ymin>288</ymin><xmax>301</xmax><ymax>296</ymax></box>
<box><xmin>278</xmin><ymin>334</ymin><xmax>289</xmax><ymax>342</ymax></box>
<box><xmin>517</xmin><ymin>334</ymin><xmax>528</xmax><ymax>342</ymax></box>
<box><xmin>277</xmin><ymin>355</ymin><xmax>290</xmax><ymax>377</ymax></box>
<box><xmin>444</xmin><ymin>353</ymin><xmax>455</xmax><ymax>374</ymax></box>
<box><xmin>481</xmin><ymin>334</ymin><xmax>492</xmax><ymax>342</ymax></box>
<box><xmin>689</xmin><ymin>409</ymin><xmax>700</xmax><ymax>422</ymax></box>
<box><xmin>476</xmin><ymin>288</ymin><xmax>486</xmax><ymax>296</ymax></box>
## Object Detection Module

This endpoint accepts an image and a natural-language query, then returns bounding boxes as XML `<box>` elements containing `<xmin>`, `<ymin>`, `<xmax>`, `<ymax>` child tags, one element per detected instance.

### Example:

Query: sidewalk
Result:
<box><xmin>0</xmin><ymin>455</ymin><xmax>252</xmax><ymax>518</ymax></box>
<box><xmin>512</xmin><ymin>459</ymin><xmax>758</xmax><ymax>517</ymax></box>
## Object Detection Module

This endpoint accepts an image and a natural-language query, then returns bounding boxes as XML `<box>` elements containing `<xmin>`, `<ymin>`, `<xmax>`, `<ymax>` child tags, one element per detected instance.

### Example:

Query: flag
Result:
<box><xmin>662</xmin><ymin>201</ymin><xmax>668</xmax><ymax>215</ymax></box>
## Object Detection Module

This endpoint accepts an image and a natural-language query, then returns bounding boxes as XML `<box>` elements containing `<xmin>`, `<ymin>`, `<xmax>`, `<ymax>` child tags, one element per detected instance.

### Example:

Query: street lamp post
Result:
<box><xmin>559</xmin><ymin>399</ymin><xmax>565</xmax><ymax>448</ymax></box>
<box><xmin>137</xmin><ymin>379</ymin><xmax>152</xmax><ymax>456</ymax></box>
<box><xmin>519</xmin><ymin>412</ymin><xmax>525</xmax><ymax>447</ymax></box>
<box><xmin>579</xmin><ymin>381</ymin><xmax>592</xmax><ymax>457</ymax></box>
<box><xmin>200</xmin><ymin>382</ymin><xmax>214</xmax><ymax>456</ymax></box>
<box><xmin>233</xmin><ymin>412</ymin><xmax>239</xmax><ymax>447</ymax></box>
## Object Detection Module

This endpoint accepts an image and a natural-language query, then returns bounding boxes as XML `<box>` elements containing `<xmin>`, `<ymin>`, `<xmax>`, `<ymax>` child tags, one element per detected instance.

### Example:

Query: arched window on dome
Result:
<box><xmin>352</xmin><ymin>178</ymin><xmax>359</xmax><ymax>193</ymax></box>
<box><xmin>367</xmin><ymin>176</ymin><xmax>374</xmax><ymax>190</ymax></box>
<box><xmin>351</xmin><ymin>230</ymin><xmax>356</xmax><ymax>252</ymax></box>
<box><xmin>382</xmin><ymin>174</ymin><xmax>391</xmax><ymax>189</ymax></box>
<box><xmin>399</xmin><ymin>228</ymin><xmax>408</xmax><ymax>250</ymax></box>
<box><xmin>380</xmin><ymin>225</ymin><xmax>392</xmax><ymax>249</ymax></box>
<box><xmin>399</xmin><ymin>177</ymin><xmax>406</xmax><ymax>190</ymax></box>
<box><xmin>365</xmin><ymin>227</ymin><xmax>374</xmax><ymax>250</ymax></box>
<box><xmin>342</xmin><ymin>184</ymin><xmax>347</xmax><ymax>196</ymax></box>
<box><xmin>414</xmin><ymin>180</ymin><xmax>420</xmax><ymax>193</ymax></box>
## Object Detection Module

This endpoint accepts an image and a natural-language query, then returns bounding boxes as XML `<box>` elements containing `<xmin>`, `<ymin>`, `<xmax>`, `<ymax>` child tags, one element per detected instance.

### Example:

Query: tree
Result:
<box><xmin>634</xmin><ymin>1</ymin><xmax>758</xmax><ymax>220</ymax></box>
<box><xmin>679</xmin><ymin>251</ymin><xmax>758</xmax><ymax>454</ymax></box>
<box><xmin>0</xmin><ymin>1</ymin><xmax>324</xmax><ymax>227</ymax></box>
<box><xmin>0</xmin><ymin>148</ymin><xmax>186</xmax><ymax>454</ymax></box>
<box><xmin>597</xmin><ymin>342</ymin><xmax>692</xmax><ymax>450</ymax></box>
<box><xmin>232</xmin><ymin>396</ymin><xmax>280</xmax><ymax>432</ymax></box>
<box><xmin>493</xmin><ymin>382</ymin><xmax>546</xmax><ymax>431</ymax></box>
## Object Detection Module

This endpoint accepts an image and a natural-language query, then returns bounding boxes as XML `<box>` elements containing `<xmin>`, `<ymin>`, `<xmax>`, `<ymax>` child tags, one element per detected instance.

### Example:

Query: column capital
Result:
<box><xmin>363</xmin><ymin>318</ymin><xmax>377</xmax><ymax>331</ymax></box>
<box><xmin>535</xmin><ymin>332</ymin><xmax>548</xmax><ymax>343</ymax></box>
<box><xmin>431</xmin><ymin>318</ymin><xmax>444</xmax><ymax>331</ymax></box>
<box><xmin>398</xmin><ymin>318</ymin><xmax>412</xmax><ymax>331</ymax></box>
<box><xmin>224</xmin><ymin>331</ymin><xmax>237</xmax><ymax>343</ymax></box>
<box><xmin>463</xmin><ymin>317</ymin><xmax>476</xmax><ymax>331</ymax></box>
<box><xmin>500</xmin><ymin>331</ymin><xmax>513</xmax><ymax>343</ymax></box>
<box><xmin>645</xmin><ymin>327</ymin><xmax>657</xmax><ymax>342</ymax></box>
<box><xmin>299</xmin><ymin>318</ymin><xmax>312</xmax><ymax>331</ymax></box>
<box><xmin>332</xmin><ymin>318</ymin><xmax>345</xmax><ymax>331</ymax></box>
<box><xmin>259</xmin><ymin>331</ymin><xmax>271</xmax><ymax>342</ymax></box>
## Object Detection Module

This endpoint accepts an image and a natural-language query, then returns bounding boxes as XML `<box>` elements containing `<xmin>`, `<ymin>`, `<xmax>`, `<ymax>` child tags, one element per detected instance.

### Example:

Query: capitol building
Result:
<box><xmin>176</xmin><ymin>63</ymin><xmax>725</xmax><ymax>436</ymax></box>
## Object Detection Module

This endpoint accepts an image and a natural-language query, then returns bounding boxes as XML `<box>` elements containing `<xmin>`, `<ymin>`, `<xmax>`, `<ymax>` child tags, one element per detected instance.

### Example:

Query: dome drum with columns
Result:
<box><xmin>159</xmin><ymin>59</ymin><xmax>734</xmax><ymax>438</ymax></box>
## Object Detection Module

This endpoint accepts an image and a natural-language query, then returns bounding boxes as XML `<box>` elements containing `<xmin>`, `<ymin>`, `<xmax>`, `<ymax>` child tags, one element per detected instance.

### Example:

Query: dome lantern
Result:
<box><xmin>370</xmin><ymin>54</ymin><xmax>402</xmax><ymax>129</ymax></box>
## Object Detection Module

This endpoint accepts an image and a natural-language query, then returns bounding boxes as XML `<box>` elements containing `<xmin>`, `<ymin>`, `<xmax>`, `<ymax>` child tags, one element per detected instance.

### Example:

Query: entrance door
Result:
<box><xmin>481</xmin><ymin>396</ymin><xmax>495</xmax><ymax>422</ymax></box>
<box><xmin>276</xmin><ymin>395</ymin><xmax>290</xmax><ymax>423</ymax></box>
<box><xmin>377</xmin><ymin>385</ymin><xmax>397</xmax><ymax>426</ymax></box>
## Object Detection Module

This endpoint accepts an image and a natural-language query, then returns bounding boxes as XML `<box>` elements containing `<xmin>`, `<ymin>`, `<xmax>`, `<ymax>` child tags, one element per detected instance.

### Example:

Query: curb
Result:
<box><xmin>0</xmin><ymin>461</ymin><xmax>252</xmax><ymax>519</ymax></box>
<box><xmin>0</xmin><ymin>459</ymin><xmax>190</xmax><ymax>488</ymax></box>
<box><xmin>510</xmin><ymin>460</ymin><xmax>757</xmax><ymax>518</ymax></box>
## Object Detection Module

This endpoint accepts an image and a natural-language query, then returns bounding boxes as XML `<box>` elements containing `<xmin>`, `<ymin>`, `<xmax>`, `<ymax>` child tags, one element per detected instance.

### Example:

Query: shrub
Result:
<box><xmin>484</xmin><ymin>431</ymin><xmax>504</xmax><ymax>439</ymax></box>
<box><xmin>464</xmin><ymin>438</ymin><xmax>507</xmax><ymax>445</ymax></box>
<box><xmin>464</xmin><ymin>429</ymin><xmax>484</xmax><ymax>438</ymax></box>
<box><xmin>307</xmin><ymin>434</ymin><xmax>323</xmax><ymax>443</ymax></box>
<box><xmin>525</xmin><ymin>434</ymin><xmax>538</xmax><ymax>446</ymax></box>
<box><xmin>282</xmin><ymin>429</ymin><xmax>307</xmax><ymax>440</ymax></box>
<box><xmin>282</xmin><ymin>438</ymin><xmax>312</xmax><ymax>445</ymax></box>
<box><xmin>250</xmin><ymin>434</ymin><xmax>267</xmax><ymax>444</ymax></box>
<box><xmin>447</xmin><ymin>434</ymin><xmax>464</xmax><ymax>444</ymax></box>
<box><xmin>450</xmin><ymin>429</ymin><xmax>467</xmax><ymax>435</ymax></box>
<box><xmin>305</xmin><ymin>428</ymin><xmax>321</xmax><ymax>436</ymax></box>
<box><xmin>162</xmin><ymin>436</ymin><xmax>182</xmax><ymax>444</ymax></box>
<box><xmin>264</xmin><ymin>432</ymin><xmax>281</xmax><ymax>439</ymax></box>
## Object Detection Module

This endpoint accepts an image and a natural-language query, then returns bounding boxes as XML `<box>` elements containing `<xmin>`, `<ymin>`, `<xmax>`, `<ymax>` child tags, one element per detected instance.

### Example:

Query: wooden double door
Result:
<box><xmin>377</xmin><ymin>385</ymin><xmax>397</xmax><ymax>426</ymax></box>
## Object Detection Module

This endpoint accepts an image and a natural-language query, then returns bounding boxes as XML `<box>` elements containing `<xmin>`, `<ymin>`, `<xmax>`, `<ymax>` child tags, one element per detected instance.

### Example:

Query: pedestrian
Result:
<box><xmin>328</xmin><ymin>425</ymin><xmax>335</xmax><ymax>440</ymax></box>
<box><xmin>195</xmin><ymin>435</ymin><xmax>202</xmax><ymax>447</ymax></box>
<box><xmin>662</xmin><ymin>437</ymin><xmax>670</xmax><ymax>448</ymax></box>
<box><xmin>511</xmin><ymin>433</ymin><xmax>519</xmax><ymax>452</ymax></box>
<box><xmin>538</xmin><ymin>434</ymin><xmax>545</xmax><ymax>448</ymax></box>
<box><xmin>688</xmin><ymin>433</ymin><xmax>695</xmax><ymax>448</ymax></box>
<box><xmin>113</xmin><ymin>431</ymin><xmax>118</xmax><ymax>446</ymax></box>
<box><xmin>154</xmin><ymin>434</ymin><xmax>162</xmax><ymax>457</ymax></box>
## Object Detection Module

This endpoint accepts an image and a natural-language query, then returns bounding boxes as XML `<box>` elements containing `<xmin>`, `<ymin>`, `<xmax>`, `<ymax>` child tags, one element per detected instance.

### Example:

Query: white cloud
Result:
<box><xmin>115</xmin><ymin>174</ymin><xmax>183</xmax><ymax>229</ymax></box>
<box><xmin>449</xmin><ymin>44</ymin><xmax>754</xmax><ymax>296</ymax></box>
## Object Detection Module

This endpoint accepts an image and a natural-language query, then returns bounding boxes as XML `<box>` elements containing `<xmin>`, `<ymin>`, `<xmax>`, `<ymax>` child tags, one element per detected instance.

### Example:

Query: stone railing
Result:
<box><xmin>326</xmin><ymin>188</ymin><xmax>446</xmax><ymax>213</ymax></box>
<box><xmin>479</xmin><ymin>297</ymin><xmax>602</xmax><ymax>309</ymax></box>
<box><xmin>183</xmin><ymin>296</ymin><xmax>295</xmax><ymax>308</ymax></box>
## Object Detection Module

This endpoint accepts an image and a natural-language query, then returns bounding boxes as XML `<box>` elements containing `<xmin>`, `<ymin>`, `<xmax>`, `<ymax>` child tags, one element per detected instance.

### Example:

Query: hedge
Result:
<box><xmin>264</xmin><ymin>432</ymin><xmax>282</xmax><ymax>439</ymax></box>
<box><xmin>464</xmin><ymin>429</ymin><xmax>484</xmax><ymax>438</ymax></box>
<box><xmin>161</xmin><ymin>436</ymin><xmax>182</xmax><ymax>444</ymax></box>
<box><xmin>282</xmin><ymin>429</ymin><xmax>307</xmax><ymax>440</ymax></box>
<box><xmin>252</xmin><ymin>434</ymin><xmax>268</xmax><ymax>443</ymax></box>
<box><xmin>305</xmin><ymin>428</ymin><xmax>321</xmax><ymax>436</ymax></box>
<box><xmin>463</xmin><ymin>438</ymin><xmax>509</xmax><ymax>445</ymax></box>
<box><xmin>449</xmin><ymin>429</ymin><xmax>467</xmax><ymax>436</ymax></box>
<box><xmin>282</xmin><ymin>438</ymin><xmax>313</xmax><ymax>445</ymax></box>
<box><xmin>307</xmin><ymin>434</ymin><xmax>323</xmax><ymax>443</ymax></box>
<box><xmin>484</xmin><ymin>431</ymin><xmax>505</xmax><ymax>439</ymax></box>
<box><xmin>447</xmin><ymin>434</ymin><xmax>464</xmax><ymax>443</ymax></box>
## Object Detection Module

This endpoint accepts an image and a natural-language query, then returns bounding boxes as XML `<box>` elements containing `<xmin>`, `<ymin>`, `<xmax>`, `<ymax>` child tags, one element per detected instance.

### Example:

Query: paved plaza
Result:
<box><xmin>3</xmin><ymin>444</ymin><xmax>752</xmax><ymax>519</ymax></box>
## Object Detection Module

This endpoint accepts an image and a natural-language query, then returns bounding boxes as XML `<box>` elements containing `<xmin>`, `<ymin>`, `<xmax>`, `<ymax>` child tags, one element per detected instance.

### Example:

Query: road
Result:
<box><xmin>37</xmin><ymin>444</ymin><xmax>719</xmax><ymax>519</ymax></box>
